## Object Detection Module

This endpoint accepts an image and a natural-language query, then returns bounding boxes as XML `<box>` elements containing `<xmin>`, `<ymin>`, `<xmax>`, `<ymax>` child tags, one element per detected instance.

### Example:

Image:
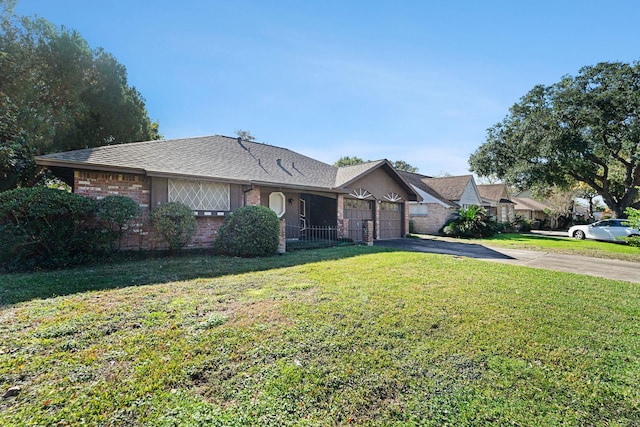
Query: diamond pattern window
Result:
<box><xmin>168</xmin><ymin>180</ymin><xmax>230</xmax><ymax>211</ymax></box>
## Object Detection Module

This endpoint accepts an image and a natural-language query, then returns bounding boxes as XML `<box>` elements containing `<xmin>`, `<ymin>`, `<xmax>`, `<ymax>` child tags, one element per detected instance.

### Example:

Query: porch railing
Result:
<box><xmin>285</xmin><ymin>222</ymin><xmax>348</xmax><ymax>249</ymax></box>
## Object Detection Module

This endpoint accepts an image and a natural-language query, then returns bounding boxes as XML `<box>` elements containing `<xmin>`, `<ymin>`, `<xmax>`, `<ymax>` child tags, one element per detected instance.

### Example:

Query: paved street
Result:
<box><xmin>375</xmin><ymin>237</ymin><xmax>640</xmax><ymax>283</ymax></box>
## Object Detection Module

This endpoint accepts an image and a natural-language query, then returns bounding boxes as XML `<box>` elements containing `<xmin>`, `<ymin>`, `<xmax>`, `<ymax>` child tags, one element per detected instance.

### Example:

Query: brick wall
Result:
<box><xmin>409</xmin><ymin>204</ymin><xmax>456</xmax><ymax>235</ymax></box>
<box><xmin>74</xmin><ymin>170</ymin><xmax>225</xmax><ymax>250</ymax></box>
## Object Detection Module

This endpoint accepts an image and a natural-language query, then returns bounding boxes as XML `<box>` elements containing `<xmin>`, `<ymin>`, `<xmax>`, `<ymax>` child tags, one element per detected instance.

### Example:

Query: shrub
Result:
<box><xmin>0</xmin><ymin>187</ymin><xmax>105</xmax><ymax>270</ymax></box>
<box><xmin>150</xmin><ymin>202</ymin><xmax>197</xmax><ymax>252</ymax></box>
<box><xmin>96</xmin><ymin>195</ymin><xmax>142</xmax><ymax>249</ymax></box>
<box><xmin>624</xmin><ymin>207</ymin><xmax>640</xmax><ymax>247</ymax></box>
<box><xmin>510</xmin><ymin>215</ymin><xmax>532</xmax><ymax>233</ymax></box>
<box><xmin>215</xmin><ymin>205</ymin><xmax>280</xmax><ymax>257</ymax></box>
<box><xmin>441</xmin><ymin>205</ymin><xmax>498</xmax><ymax>238</ymax></box>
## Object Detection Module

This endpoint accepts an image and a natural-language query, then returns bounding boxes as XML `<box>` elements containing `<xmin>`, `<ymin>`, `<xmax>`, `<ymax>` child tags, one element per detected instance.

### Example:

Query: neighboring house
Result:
<box><xmin>399</xmin><ymin>172</ymin><xmax>483</xmax><ymax>235</ymax></box>
<box><xmin>36</xmin><ymin>135</ymin><xmax>418</xmax><ymax>250</ymax></box>
<box><xmin>477</xmin><ymin>183</ymin><xmax>515</xmax><ymax>223</ymax></box>
<box><xmin>511</xmin><ymin>195</ymin><xmax>550</xmax><ymax>228</ymax></box>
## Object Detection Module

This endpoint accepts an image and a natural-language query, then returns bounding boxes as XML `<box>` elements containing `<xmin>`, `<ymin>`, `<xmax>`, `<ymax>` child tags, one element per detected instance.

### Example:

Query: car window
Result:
<box><xmin>596</xmin><ymin>221</ymin><xmax>610</xmax><ymax>227</ymax></box>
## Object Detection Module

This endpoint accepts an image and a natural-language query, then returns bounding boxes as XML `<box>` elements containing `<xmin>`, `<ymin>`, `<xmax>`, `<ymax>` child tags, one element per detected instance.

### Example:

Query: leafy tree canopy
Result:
<box><xmin>234</xmin><ymin>129</ymin><xmax>256</xmax><ymax>141</ymax></box>
<box><xmin>1</xmin><ymin>1</ymin><xmax>161</xmax><ymax>191</ymax></box>
<box><xmin>469</xmin><ymin>61</ymin><xmax>640</xmax><ymax>218</ymax></box>
<box><xmin>333</xmin><ymin>156</ymin><xmax>418</xmax><ymax>173</ymax></box>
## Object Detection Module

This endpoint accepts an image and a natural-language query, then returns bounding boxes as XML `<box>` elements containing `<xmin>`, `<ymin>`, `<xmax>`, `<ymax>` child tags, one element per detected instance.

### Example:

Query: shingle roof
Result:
<box><xmin>512</xmin><ymin>196</ymin><xmax>549</xmax><ymax>212</ymax></box>
<box><xmin>36</xmin><ymin>135</ymin><xmax>417</xmax><ymax>199</ymax></box>
<box><xmin>334</xmin><ymin>160</ymin><xmax>386</xmax><ymax>187</ymax></box>
<box><xmin>477</xmin><ymin>184</ymin><xmax>509</xmax><ymax>202</ymax></box>
<box><xmin>36</xmin><ymin>135</ymin><xmax>339</xmax><ymax>190</ymax></box>
<box><xmin>396</xmin><ymin>170</ymin><xmax>455</xmax><ymax>206</ymax></box>
<box><xmin>421</xmin><ymin>175</ymin><xmax>474</xmax><ymax>202</ymax></box>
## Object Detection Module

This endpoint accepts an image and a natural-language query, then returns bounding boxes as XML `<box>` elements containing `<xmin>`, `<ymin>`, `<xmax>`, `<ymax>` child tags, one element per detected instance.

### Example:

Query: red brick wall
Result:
<box><xmin>74</xmin><ymin>170</ymin><xmax>225</xmax><ymax>250</ymax></box>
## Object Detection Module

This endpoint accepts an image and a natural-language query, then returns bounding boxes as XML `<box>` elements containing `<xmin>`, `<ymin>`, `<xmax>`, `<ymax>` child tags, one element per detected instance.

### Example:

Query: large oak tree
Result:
<box><xmin>469</xmin><ymin>61</ymin><xmax>640</xmax><ymax>217</ymax></box>
<box><xmin>1</xmin><ymin>0</ymin><xmax>160</xmax><ymax>191</ymax></box>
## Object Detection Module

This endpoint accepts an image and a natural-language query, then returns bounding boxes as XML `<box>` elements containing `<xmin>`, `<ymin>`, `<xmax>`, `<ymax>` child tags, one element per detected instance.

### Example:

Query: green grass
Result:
<box><xmin>464</xmin><ymin>233</ymin><xmax>640</xmax><ymax>262</ymax></box>
<box><xmin>1</xmin><ymin>247</ymin><xmax>639</xmax><ymax>426</ymax></box>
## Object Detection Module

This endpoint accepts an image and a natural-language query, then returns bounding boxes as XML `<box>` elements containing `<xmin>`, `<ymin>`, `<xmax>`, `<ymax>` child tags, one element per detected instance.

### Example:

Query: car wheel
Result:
<box><xmin>573</xmin><ymin>230</ymin><xmax>586</xmax><ymax>240</ymax></box>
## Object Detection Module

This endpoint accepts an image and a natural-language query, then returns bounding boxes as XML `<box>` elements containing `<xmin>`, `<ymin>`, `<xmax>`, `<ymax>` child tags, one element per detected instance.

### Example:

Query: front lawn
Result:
<box><xmin>1</xmin><ymin>247</ymin><xmax>638</xmax><ymax>426</ymax></box>
<box><xmin>474</xmin><ymin>233</ymin><xmax>640</xmax><ymax>262</ymax></box>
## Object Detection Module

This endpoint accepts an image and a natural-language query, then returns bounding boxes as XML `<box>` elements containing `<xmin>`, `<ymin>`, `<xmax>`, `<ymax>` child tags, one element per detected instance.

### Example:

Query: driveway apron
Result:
<box><xmin>375</xmin><ymin>238</ymin><xmax>640</xmax><ymax>284</ymax></box>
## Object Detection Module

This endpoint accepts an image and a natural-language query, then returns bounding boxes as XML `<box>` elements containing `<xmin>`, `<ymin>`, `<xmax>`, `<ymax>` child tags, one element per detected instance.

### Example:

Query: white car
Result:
<box><xmin>568</xmin><ymin>219</ymin><xmax>640</xmax><ymax>242</ymax></box>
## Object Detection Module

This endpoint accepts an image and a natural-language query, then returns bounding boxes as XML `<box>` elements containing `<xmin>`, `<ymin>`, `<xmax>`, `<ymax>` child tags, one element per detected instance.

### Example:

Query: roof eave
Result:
<box><xmin>35</xmin><ymin>157</ymin><xmax>147</xmax><ymax>176</ymax></box>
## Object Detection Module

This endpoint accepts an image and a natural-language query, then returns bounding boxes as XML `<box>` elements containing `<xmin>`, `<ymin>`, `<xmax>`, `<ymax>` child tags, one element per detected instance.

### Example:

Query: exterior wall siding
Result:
<box><xmin>409</xmin><ymin>204</ymin><xmax>456</xmax><ymax>235</ymax></box>
<box><xmin>74</xmin><ymin>170</ymin><xmax>228</xmax><ymax>250</ymax></box>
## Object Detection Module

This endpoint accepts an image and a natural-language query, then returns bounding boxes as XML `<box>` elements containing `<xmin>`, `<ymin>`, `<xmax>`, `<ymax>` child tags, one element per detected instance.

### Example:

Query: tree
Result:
<box><xmin>574</xmin><ymin>182</ymin><xmax>599</xmax><ymax>219</ymax></box>
<box><xmin>334</xmin><ymin>156</ymin><xmax>365</xmax><ymax>167</ymax></box>
<box><xmin>333</xmin><ymin>156</ymin><xmax>418</xmax><ymax>173</ymax></box>
<box><xmin>234</xmin><ymin>129</ymin><xmax>256</xmax><ymax>141</ymax></box>
<box><xmin>392</xmin><ymin>160</ymin><xmax>418</xmax><ymax>173</ymax></box>
<box><xmin>469</xmin><ymin>62</ymin><xmax>640</xmax><ymax>218</ymax></box>
<box><xmin>540</xmin><ymin>185</ymin><xmax>576</xmax><ymax>229</ymax></box>
<box><xmin>624</xmin><ymin>206</ymin><xmax>640</xmax><ymax>247</ymax></box>
<box><xmin>0</xmin><ymin>2</ymin><xmax>160</xmax><ymax>190</ymax></box>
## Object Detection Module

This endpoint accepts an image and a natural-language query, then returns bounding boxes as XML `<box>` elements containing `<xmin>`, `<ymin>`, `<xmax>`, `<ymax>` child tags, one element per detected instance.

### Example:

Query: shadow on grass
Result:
<box><xmin>0</xmin><ymin>245</ymin><xmax>393</xmax><ymax>307</ymax></box>
<box><xmin>489</xmin><ymin>233</ymin><xmax>571</xmax><ymax>243</ymax></box>
<box><xmin>375</xmin><ymin>238</ymin><xmax>515</xmax><ymax>260</ymax></box>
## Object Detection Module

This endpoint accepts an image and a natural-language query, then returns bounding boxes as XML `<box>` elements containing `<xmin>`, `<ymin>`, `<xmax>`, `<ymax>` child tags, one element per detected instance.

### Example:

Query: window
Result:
<box><xmin>168</xmin><ymin>179</ymin><xmax>230</xmax><ymax>211</ymax></box>
<box><xmin>345</xmin><ymin>199</ymin><xmax>373</xmax><ymax>210</ymax></box>
<box><xmin>380</xmin><ymin>202</ymin><xmax>401</xmax><ymax>211</ymax></box>
<box><xmin>409</xmin><ymin>203</ymin><xmax>428</xmax><ymax>216</ymax></box>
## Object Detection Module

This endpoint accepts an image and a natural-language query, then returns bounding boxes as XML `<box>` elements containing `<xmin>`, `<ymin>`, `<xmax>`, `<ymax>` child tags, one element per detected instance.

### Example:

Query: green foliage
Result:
<box><xmin>392</xmin><ymin>159</ymin><xmax>418</xmax><ymax>173</ymax></box>
<box><xmin>0</xmin><ymin>5</ymin><xmax>161</xmax><ymax>191</ymax></box>
<box><xmin>0</xmin><ymin>186</ymin><xmax>108</xmax><ymax>270</ymax></box>
<box><xmin>333</xmin><ymin>156</ymin><xmax>418</xmax><ymax>173</ymax></box>
<box><xmin>215</xmin><ymin>205</ymin><xmax>280</xmax><ymax>257</ymax></box>
<box><xmin>441</xmin><ymin>205</ymin><xmax>498</xmax><ymax>238</ymax></box>
<box><xmin>96</xmin><ymin>195</ymin><xmax>142</xmax><ymax>249</ymax></box>
<box><xmin>333</xmin><ymin>155</ymin><xmax>364</xmax><ymax>167</ymax></box>
<box><xmin>623</xmin><ymin>207</ymin><xmax>640</xmax><ymax>247</ymax></box>
<box><xmin>1</xmin><ymin>250</ymin><xmax>639</xmax><ymax>424</ymax></box>
<box><xmin>510</xmin><ymin>215</ymin><xmax>532</xmax><ymax>233</ymax></box>
<box><xmin>150</xmin><ymin>202</ymin><xmax>196</xmax><ymax>252</ymax></box>
<box><xmin>469</xmin><ymin>61</ymin><xmax>640</xmax><ymax>217</ymax></box>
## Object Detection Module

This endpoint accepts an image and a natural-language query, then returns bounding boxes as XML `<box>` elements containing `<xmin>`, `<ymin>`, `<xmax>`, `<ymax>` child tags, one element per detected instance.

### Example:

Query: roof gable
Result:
<box><xmin>397</xmin><ymin>170</ymin><xmax>455</xmax><ymax>206</ymax></box>
<box><xmin>422</xmin><ymin>175</ymin><xmax>477</xmax><ymax>203</ymax></box>
<box><xmin>477</xmin><ymin>184</ymin><xmax>510</xmax><ymax>202</ymax></box>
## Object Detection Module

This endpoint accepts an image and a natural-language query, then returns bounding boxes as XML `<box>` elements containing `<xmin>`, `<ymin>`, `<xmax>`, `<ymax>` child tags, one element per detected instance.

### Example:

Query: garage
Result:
<box><xmin>379</xmin><ymin>201</ymin><xmax>403</xmax><ymax>239</ymax></box>
<box><xmin>343</xmin><ymin>198</ymin><xmax>374</xmax><ymax>242</ymax></box>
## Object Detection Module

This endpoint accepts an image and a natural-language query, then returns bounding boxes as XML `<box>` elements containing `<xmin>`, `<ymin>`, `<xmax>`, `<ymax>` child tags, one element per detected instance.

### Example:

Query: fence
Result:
<box><xmin>285</xmin><ymin>223</ymin><xmax>350</xmax><ymax>249</ymax></box>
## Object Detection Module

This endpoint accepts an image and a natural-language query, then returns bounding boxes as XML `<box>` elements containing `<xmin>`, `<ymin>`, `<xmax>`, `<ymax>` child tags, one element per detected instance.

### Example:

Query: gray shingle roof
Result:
<box><xmin>396</xmin><ymin>170</ymin><xmax>455</xmax><ymax>205</ymax></box>
<box><xmin>512</xmin><ymin>196</ymin><xmax>549</xmax><ymax>211</ymax></box>
<box><xmin>421</xmin><ymin>175</ymin><xmax>474</xmax><ymax>202</ymax></box>
<box><xmin>36</xmin><ymin>135</ymin><xmax>339</xmax><ymax>190</ymax></box>
<box><xmin>477</xmin><ymin>184</ymin><xmax>509</xmax><ymax>202</ymax></box>
<box><xmin>334</xmin><ymin>160</ymin><xmax>386</xmax><ymax>187</ymax></box>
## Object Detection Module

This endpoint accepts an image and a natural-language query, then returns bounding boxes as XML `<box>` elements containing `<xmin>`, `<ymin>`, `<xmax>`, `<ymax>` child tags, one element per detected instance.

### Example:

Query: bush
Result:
<box><xmin>624</xmin><ymin>207</ymin><xmax>640</xmax><ymax>247</ymax></box>
<box><xmin>0</xmin><ymin>187</ymin><xmax>106</xmax><ymax>271</ymax></box>
<box><xmin>150</xmin><ymin>202</ymin><xmax>197</xmax><ymax>252</ymax></box>
<box><xmin>441</xmin><ymin>205</ymin><xmax>498</xmax><ymax>238</ymax></box>
<box><xmin>215</xmin><ymin>205</ymin><xmax>280</xmax><ymax>257</ymax></box>
<box><xmin>96</xmin><ymin>195</ymin><xmax>142</xmax><ymax>249</ymax></box>
<box><xmin>510</xmin><ymin>215</ymin><xmax>532</xmax><ymax>233</ymax></box>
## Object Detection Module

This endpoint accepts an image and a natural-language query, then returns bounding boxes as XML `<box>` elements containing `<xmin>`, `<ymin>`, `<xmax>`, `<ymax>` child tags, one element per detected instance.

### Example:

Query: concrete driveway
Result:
<box><xmin>375</xmin><ymin>237</ymin><xmax>640</xmax><ymax>284</ymax></box>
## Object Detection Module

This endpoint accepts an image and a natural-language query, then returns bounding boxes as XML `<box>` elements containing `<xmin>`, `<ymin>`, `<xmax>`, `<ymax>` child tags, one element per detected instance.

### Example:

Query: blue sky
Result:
<box><xmin>13</xmin><ymin>0</ymin><xmax>640</xmax><ymax>176</ymax></box>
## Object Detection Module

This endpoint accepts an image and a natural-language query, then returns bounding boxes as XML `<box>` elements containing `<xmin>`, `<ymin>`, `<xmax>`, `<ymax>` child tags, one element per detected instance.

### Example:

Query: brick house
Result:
<box><xmin>477</xmin><ymin>183</ymin><xmax>515</xmax><ymax>223</ymax></box>
<box><xmin>36</xmin><ymin>135</ymin><xmax>418</xmax><ymax>250</ymax></box>
<box><xmin>398</xmin><ymin>172</ymin><xmax>484</xmax><ymax>235</ymax></box>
